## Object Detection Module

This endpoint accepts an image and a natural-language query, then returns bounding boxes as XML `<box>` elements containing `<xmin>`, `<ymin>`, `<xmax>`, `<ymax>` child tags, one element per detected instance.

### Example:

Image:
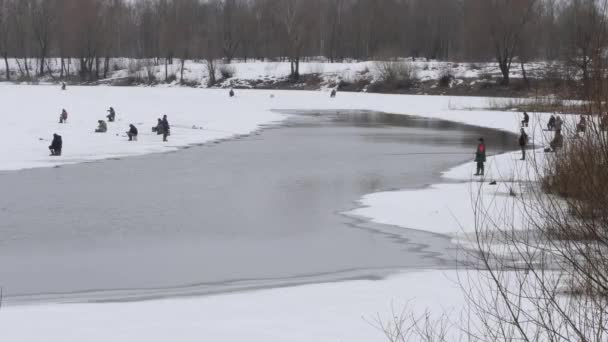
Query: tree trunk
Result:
<box><xmin>206</xmin><ymin>59</ymin><xmax>216</xmax><ymax>86</ymax></box>
<box><xmin>95</xmin><ymin>56</ymin><xmax>100</xmax><ymax>79</ymax></box>
<box><xmin>103</xmin><ymin>56</ymin><xmax>110</xmax><ymax>79</ymax></box>
<box><xmin>520</xmin><ymin>61</ymin><xmax>529</xmax><ymax>88</ymax></box>
<box><xmin>180</xmin><ymin>59</ymin><xmax>185</xmax><ymax>83</ymax></box>
<box><xmin>295</xmin><ymin>56</ymin><xmax>300</xmax><ymax>77</ymax></box>
<box><xmin>24</xmin><ymin>57</ymin><xmax>30</xmax><ymax>78</ymax></box>
<box><xmin>60</xmin><ymin>57</ymin><xmax>65</xmax><ymax>78</ymax></box>
<box><xmin>39</xmin><ymin>43</ymin><xmax>47</xmax><ymax>76</ymax></box>
<box><xmin>498</xmin><ymin>60</ymin><xmax>510</xmax><ymax>85</ymax></box>
<box><xmin>165</xmin><ymin>57</ymin><xmax>168</xmax><ymax>81</ymax></box>
<box><xmin>4</xmin><ymin>54</ymin><xmax>10</xmax><ymax>81</ymax></box>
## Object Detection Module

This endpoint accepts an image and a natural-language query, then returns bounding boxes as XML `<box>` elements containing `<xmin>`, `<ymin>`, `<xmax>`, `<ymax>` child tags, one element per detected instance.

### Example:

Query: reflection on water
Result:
<box><xmin>0</xmin><ymin>111</ymin><xmax>516</xmax><ymax>304</ymax></box>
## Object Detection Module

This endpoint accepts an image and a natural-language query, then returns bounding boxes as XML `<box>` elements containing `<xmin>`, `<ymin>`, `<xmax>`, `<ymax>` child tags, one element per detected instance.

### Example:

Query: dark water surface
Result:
<box><xmin>0</xmin><ymin>111</ymin><xmax>515</xmax><ymax>304</ymax></box>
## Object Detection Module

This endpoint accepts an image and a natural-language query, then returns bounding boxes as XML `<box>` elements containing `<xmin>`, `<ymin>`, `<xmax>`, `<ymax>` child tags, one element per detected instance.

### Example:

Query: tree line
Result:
<box><xmin>0</xmin><ymin>0</ymin><xmax>605</xmax><ymax>84</ymax></box>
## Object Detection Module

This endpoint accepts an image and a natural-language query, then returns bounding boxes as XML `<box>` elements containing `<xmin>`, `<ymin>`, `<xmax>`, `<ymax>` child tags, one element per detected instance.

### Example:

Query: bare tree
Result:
<box><xmin>468</xmin><ymin>0</ymin><xmax>538</xmax><ymax>85</ymax></box>
<box><xmin>30</xmin><ymin>0</ymin><xmax>56</xmax><ymax>76</ymax></box>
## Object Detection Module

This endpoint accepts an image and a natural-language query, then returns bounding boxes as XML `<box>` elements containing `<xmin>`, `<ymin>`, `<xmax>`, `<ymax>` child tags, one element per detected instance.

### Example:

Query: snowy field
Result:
<box><xmin>0</xmin><ymin>269</ymin><xmax>479</xmax><ymax>342</ymax></box>
<box><xmin>2</xmin><ymin>84</ymin><xmax>537</xmax><ymax>172</ymax></box>
<box><xmin>0</xmin><ymin>85</ymin><xmax>568</xmax><ymax>341</ymax></box>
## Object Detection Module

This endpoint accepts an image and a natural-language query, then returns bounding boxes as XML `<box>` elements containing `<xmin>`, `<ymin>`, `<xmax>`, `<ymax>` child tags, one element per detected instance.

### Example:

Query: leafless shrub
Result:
<box><xmin>372</xmin><ymin>61</ymin><xmax>418</xmax><ymax>91</ymax></box>
<box><xmin>371</xmin><ymin>304</ymin><xmax>455</xmax><ymax>342</ymax></box>
<box><xmin>218</xmin><ymin>63</ymin><xmax>236</xmax><ymax>79</ymax></box>
<box><xmin>438</xmin><ymin>65</ymin><xmax>453</xmax><ymax>88</ymax></box>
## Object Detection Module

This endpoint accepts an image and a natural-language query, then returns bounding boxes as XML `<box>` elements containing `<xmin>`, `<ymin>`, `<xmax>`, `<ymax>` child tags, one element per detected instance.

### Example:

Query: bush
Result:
<box><xmin>218</xmin><ymin>64</ymin><xmax>236</xmax><ymax>79</ymax></box>
<box><xmin>438</xmin><ymin>65</ymin><xmax>453</xmax><ymax>88</ymax></box>
<box><xmin>374</xmin><ymin>61</ymin><xmax>418</xmax><ymax>89</ymax></box>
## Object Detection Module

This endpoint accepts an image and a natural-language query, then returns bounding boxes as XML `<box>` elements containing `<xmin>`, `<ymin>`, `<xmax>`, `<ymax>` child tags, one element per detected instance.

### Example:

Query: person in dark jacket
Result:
<box><xmin>107</xmin><ymin>107</ymin><xmax>116</xmax><ymax>122</ymax></box>
<box><xmin>49</xmin><ymin>133</ymin><xmax>62</xmax><ymax>156</ymax></box>
<box><xmin>59</xmin><ymin>109</ymin><xmax>68</xmax><ymax>124</ymax></box>
<box><xmin>549</xmin><ymin>130</ymin><xmax>564</xmax><ymax>152</ymax></box>
<box><xmin>519</xmin><ymin>128</ymin><xmax>528</xmax><ymax>160</ymax></box>
<box><xmin>330</xmin><ymin>89</ymin><xmax>337</xmax><ymax>98</ymax></box>
<box><xmin>577</xmin><ymin>115</ymin><xmax>587</xmax><ymax>133</ymax></box>
<box><xmin>521</xmin><ymin>111</ymin><xmax>529</xmax><ymax>127</ymax></box>
<box><xmin>127</xmin><ymin>124</ymin><xmax>138</xmax><ymax>141</ymax></box>
<box><xmin>229</xmin><ymin>89</ymin><xmax>235</xmax><ymax>97</ymax></box>
<box><xmin>95</xmin><ymin>120</ymin><xmax>108</xmax><ymax>133</ymax></box>
<box><xmin>153</xmin><ymin>118</ymin><xmax>164</xmax><ymax>135</ymax></box>
<box><xmin>61</xmin><ymin>83</ymin><xmax>66</xmax><ymax>91</ymax></box>
<box><xmin>555</xmin><ymin>116</ymin><xmax>564</xmax><ymax>134</ymax></box>
<box><xmin>547</xmin><ymin>115</ymin><xmax>556</xmax><ymax>131</ymax></box>
<box><xmin>474</xmin><ymin>138</ymin><xmax>486</xmax><ymax>176</ymax></box>
<box><xmin>161</xmin><ymin>115</ymin><xmax>170</xmax><ymax>142</ymax></box>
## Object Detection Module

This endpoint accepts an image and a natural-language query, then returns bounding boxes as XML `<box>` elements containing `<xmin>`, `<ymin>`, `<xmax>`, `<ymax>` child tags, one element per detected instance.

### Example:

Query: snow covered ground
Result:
<box><xmin>3</xmin><ymin>84</ymin><xmax>533</xmax><ymax>172</ymax></box>
<box><xmin>0</xmin><ymin>57</ymin><xmax>555</xmax><ymax>89</ymax></box>
<box><xmin>0</xmin><ymin>85</ymin><xmax>569</xmax><ymax>341</ymax></box>
<box><xmin>0</xmin><ymin>269</ymin><xmax>479</xmax><ymax>342</ymax></box>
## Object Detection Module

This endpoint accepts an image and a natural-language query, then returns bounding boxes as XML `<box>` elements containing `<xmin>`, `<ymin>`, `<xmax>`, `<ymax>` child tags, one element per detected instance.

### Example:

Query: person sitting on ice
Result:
<box><xmin>106</xmin><ymin>107</ymin><xmax>116</xmax><ymax>122</ymax></box>
<box><xmin>229</xmin><ymin>89</ymin><xmax>235</xmax><ymax>97</ymax></box>
<box><xmin>521</xmin><ymin>111</ymin><xmax>529</xmax><ymax>127</ymax></box>
<box><xmin>59</xmin><ymin>109</ymin><xmax>68</xmax><ymax>124</ymax></box>
<box><xmin>127</xmin><ymin>124</ymin><xmax>138</xmax><ymax>141</ymax></box>
<box><xmin>95</xmin><ymin>120</ymin><xmax>108</xmax><ymax>133</ymax></box>
<box><xmin>153</xmin><ymin>118</ymin><xmax>164</xmax><ymax>135</ymax></box>
<box><xmin>330</xmin><ymin>89</ymin><xmax>337</xmax><ymax>98</ymax></box>
<box><xmin>49</xmin><ymin>133</ymin><xmax>62</xmax><ymax>156</ymax></box>
<box><xmin>577</xmin><ymin>115</ymin><xmax>587</xmax><ymax>133</ymax></box>
<box><xmin>547</xmin><ymin>115</ymin><xmax>556</xmax><ymax>131</ymax></box>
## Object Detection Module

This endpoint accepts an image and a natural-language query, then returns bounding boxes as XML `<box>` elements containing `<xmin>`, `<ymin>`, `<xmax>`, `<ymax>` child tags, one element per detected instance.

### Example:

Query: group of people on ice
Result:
<box><xmin>50</xmin><ymin>104</ymin><xmax>171</xmax><ymax>156</ymax></box>
<box><xmin>474</xmin><ymin>110</ymin><xmax>608</xmax><ymax>177</ymax></box>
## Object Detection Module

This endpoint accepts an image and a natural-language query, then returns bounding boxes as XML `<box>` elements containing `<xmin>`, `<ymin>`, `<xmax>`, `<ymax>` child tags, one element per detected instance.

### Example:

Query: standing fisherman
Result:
<box><xmin>522</xmin><ymin>112</ymin><xmax>530</xmax><ymax>127</ymax></box>
<box><xmin>161</xmin><ymin>115</ymin><xmax>170</xmax><ymax>142</ymax></box>
<box><xmin>519</xmin><ymin>128</ymin><xmax>528</xmax><ymax>161</ymax></box>
<box><xmin>474</xmin><ymin>138</ymin><xmax>486</xmax><ymax>176</ymax></box>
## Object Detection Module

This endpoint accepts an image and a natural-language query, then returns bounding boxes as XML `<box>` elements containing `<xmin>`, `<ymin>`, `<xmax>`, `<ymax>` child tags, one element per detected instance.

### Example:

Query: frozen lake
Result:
<box><xmin>0</xmin><ymin>111</ymin><xmax>515</xmax><ymax>304</ymax></box>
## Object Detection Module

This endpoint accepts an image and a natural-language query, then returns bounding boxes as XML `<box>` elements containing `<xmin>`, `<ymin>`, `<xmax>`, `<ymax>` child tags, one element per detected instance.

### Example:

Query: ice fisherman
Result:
<box><xmin>577</xmin><ymin>115</ymin><xmax>587</xmax><ymax>133</ymax></box>
<box><xmin>107</xmin><ymin>107</ymin><xmax>116</xmax><ymax>122</ymax></box>
<box><xmin>49</xmin><ymin>133</ymin><xmax>62</xmax><ymax>156</ymax></box>
<box><xmin>59</xmin><ymin>109</ymin><xmax>68</xmax><ymax>124</ymax></box>
<box><xmin>95</xmin><ymin>120</ymin><xmax>108</xmax><ymax>133</ymax></box>
<box><xmin>547</xmin><ymin>115</ymin><xmax>556</xmax><ymax>131</ymax></box>
<box><xmin>474</xmin><ymin>138</ymin><xmax>486</xmax><ymax>176</ymax></box>
<box><xmin>521</xmin><ymin>111</ymin><xmax>529</xmax><ymax>127</ymax></box>
<box><xmin>127</xmin><ymin>124</ymin><xmax>138</xmax><ymax>141</ymax></box>
<box><xmin>519</xmin><ymin>128</ymin><xmax>528</xmax><ymax>161</ymax></box>
<box><xmin>161</xmin><ymin>115</ymin><xmax>170</xmax><ymax>142</ymax></box>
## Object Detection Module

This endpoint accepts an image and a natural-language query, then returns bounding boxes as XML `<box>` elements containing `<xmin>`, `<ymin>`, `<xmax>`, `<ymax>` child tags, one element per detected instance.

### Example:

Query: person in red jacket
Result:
<box><xmin>474</xmin><ymin>138</ymin><xmax>486</xmax><ymax>176</ymax></box>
